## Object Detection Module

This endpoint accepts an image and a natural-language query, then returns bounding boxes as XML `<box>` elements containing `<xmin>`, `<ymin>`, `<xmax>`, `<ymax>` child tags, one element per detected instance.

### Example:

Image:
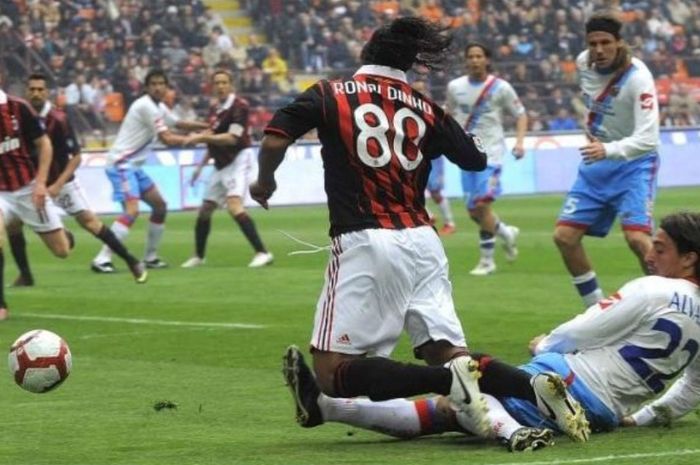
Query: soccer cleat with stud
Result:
<box><xmin>282</xmin><ymin>345</ymin><xmax>324</xmax><ymax>428</ymax></box>
<box><xmin>91</xmin><ymin>261</ymin><xmax>115</xmax><ymax>273</ymax></box>
<box><xmin>448</xmin><ymin>356</ymin><xmax>491</xmax><ymax>437</ymax></box>
<box><xmin>144</xmin><ymin>258</ymin><xmax>169</xmax><ymax>269</ymax></box>
<box><xmin>248</xmin><ymin>252</ymin><xmax>274</xmax><ymax>268</ymax></box>
<box><xmin>11</xmin><ymin>275</ymin><xmax>34</xmax><ymax>287</ymax></box>
<box><xmin>129</xmin><ymin>262</ymin><xmax>148</xmax><ymax>284</ymax></box>
<box><xmin>532</xmin><ymin>372</ymin><xmax>590</xmax><ymax>442</ymax></box>
<box><xmin>181</xmin><ymin>256</ymin><xmax>205</xmax><ymax>268</ymax></box>
<box><xmin>505</xmin><ymin>426</ymin><xmax>555</xmax><ymax>452</ymax></box>
<box><xmin>502</xmin><ymin>226</ymin><xmax>520</xmax><ymax>262</ymax></box>
<box><xmin>469</xmin><ymin>260</ymin><xmax>496</xmax><ymax>276</ymax></box>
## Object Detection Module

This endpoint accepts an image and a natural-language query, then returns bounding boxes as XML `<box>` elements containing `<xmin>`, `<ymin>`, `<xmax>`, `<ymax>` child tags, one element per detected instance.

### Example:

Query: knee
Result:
<box><xmin>624</xmin><ymin>232</ymin><xmax>652</xmax><ymax>254</ymax></box>
<box><xmin>553</xmin><ymin>226</ymin><xmax>580</xmax><ymax>250</ymax></box>
<box><xmin>415</xmin><ymin>340</ymin><xmax>466</xmax><ymax>366</ymax></box>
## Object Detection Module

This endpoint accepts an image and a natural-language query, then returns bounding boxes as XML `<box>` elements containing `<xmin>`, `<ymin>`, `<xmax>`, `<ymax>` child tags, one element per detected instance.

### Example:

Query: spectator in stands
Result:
<box><xmin>246</xmin><ymin>34</ymin><xmax>269</xmax><ymax>68</ymax></box>
<box><xmin>262</xmin><ymin>47</ymin><xmax>290</xmax><ymax>92</ymax></box>
<box><xmin>666</xmin><ymin>83</ymin><xmax>700</xmax><ymax>126</ymax></box>
<box><xmin>548</xmin><ymin>108</ymin><xmax>579</xmax><ymax>131</ymax></box>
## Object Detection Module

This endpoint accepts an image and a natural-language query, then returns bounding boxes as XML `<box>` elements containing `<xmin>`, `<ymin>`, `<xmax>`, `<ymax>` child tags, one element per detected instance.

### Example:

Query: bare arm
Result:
<box><xmin>32</xmin><ymin>134</ymin><xmax>52</xmax><ymax>209</ymax></box>
<box><xmin>157</xmin><ymin>130</ymin><xmax>189</xmax><ymax>146</ymax></box>
<box><xmin>248</xmin><ymin>134</ymin><xmax>294</xmax><ymax>209</ymax></box>
<box><xmin>512</xmin><ymin>113</ymin><xmax>528</xmax><ymax>159</ymax></box>
<box><xmin>48</xmin><ymin>152</ymin><xmax>81</xmax><ymax>197</ymax></box>
<box><xmin>175</xmin><ymin>120</ymin><xmax>209</xmax><ymax>131</ymax></box>
<box><xmin>188</xmin><ymin>132</ymin><xmax>238</xmax><ymax>146</ymax></box>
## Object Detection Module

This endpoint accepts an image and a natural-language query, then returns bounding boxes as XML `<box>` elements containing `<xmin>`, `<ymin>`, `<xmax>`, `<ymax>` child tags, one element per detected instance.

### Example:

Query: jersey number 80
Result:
<box><xmin>354</xmin><ymin>103</ymin><xmax>426</xmax><ymax>171</ymax></box>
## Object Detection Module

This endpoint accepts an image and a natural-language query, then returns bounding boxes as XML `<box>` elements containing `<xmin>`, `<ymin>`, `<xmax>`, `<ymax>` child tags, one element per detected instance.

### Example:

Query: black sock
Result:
<box><xmin>234</xmin><ymin>212</ymin><xmax>266</xmax><ymax>253</ymax></box>
<box><xmin>333</xmin><ymin>358</ymin><xmax>451</xmax><ymax>400</ymax></box>
<box><xmin>195</xmin><ymin>217</ymin><xmax>211</xmax><ymax>258</ymax></box>
<box><xmin>95</xmin><ymin>225</ymin><xmax>138</xmax><ymax>266</ymax></box>
<box><xmin>472</xmin><ymin>353</ymin><xmax>536</xmax><ymax>403</ymax></box>
<box><xmin>8</xmin><ymin>230</ymin><xmax>32</xmax><ymax>280</ymax></box>
<box><xmin>0</xmin><ymin>249</ymin><xmax>6</xmax><ymax>307</ymax></box>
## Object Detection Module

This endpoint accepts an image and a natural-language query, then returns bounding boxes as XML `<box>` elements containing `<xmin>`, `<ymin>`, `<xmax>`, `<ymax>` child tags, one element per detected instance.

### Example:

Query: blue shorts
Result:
<box><xmin>461</xmin><ymin>165</ymin><xmax>501</xmax><ymax>210</ymax></box>
<box><xmin>501</xmin><ymin>353</ymin><xmax>618</xmax><ymax>433</ymax></box>
<box><xmin>106</xmin><ymin>166</ymin><xmax>155</xmax><ymax>203</ymax></box>
<box><xmin>557</xmin><ymin>153</ymin><xmax>658</xmax><ymax>237</ymax></box>
<box><xmin>427</xmin><ymin>157</ymin><xmax>445</xmax><ymax>193</ymax></box>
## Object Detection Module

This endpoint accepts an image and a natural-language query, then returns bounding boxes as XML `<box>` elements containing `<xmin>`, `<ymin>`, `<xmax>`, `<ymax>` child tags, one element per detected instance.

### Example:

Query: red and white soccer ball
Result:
<box><xmin>8</xmin><ymin>329</ymin><xmax>72</xmax><ymax>393</ymax></box>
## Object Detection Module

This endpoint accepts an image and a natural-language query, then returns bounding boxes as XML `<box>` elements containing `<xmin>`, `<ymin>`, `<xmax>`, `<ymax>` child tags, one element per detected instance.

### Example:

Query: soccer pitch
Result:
<box><xmin>0</xmin><ymin>187</ymin><xmax>698</xmax><ymax>465</ymax></box>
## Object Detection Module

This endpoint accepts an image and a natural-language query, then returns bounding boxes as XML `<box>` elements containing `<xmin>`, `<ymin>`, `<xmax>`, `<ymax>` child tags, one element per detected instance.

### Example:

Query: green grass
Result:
<box><xmin>0</xmin><ymin>187</ymin><xmax>698</xmax><ymax>465</ymax></box>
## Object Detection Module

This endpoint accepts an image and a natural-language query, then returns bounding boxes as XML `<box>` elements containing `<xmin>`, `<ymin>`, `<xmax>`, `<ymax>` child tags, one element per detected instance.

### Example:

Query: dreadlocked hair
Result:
<box><xmin>360</xmin><ymin>16</ymin><xmax>452</xmax><ymax>71</ymax></box>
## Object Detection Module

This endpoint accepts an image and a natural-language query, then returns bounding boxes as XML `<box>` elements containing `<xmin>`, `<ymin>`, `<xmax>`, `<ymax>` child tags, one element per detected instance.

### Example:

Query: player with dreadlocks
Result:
<box><xmin>250</xmin><ymin>16</ymin><xmax>589</xmax><ymax>443</ymax></box>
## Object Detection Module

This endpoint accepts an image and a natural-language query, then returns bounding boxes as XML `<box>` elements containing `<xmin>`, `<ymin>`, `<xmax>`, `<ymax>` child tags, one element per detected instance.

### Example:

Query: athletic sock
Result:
<box><xmin>94</xmin><ymin>221</ymin><xmax>130</xmax><ymax>263</ymax></box>
<box><xmin>333</xmin><ymin>358</ymin><xmax>451</xmax><ymax>401</ymax></box>
<box><xmin>145</xmin><ymin>221</ymin><xmax>165</xmax><ymax>261</ymax></box>
<box><xmin>437</xmin><ymin>197</ymin><xmax>454</xmax><ymax>225</ymax></box>
<box><xmin>8</xmin><ymin>230</ymin><xmax>32</xmax><ymax>280</ymax></box>
<box><xmin>195</xmin><ymin>217</ymin><xmax>211</xmax><ymax>258</ymax></box>
<box><xmin>234</xmin><ymin>212</ymin><xmax>266</xmax><ymax>253</ymax></box>
<box><xmin>472</xmin><ymin>354</ymin><xmax>537</xmax><ymax>403</ymax></box>
<box><xmin>479</xmin><ymin>230</ymin><xmax>496</xmax><ymax>262</ymax></box>
<box><xmin>95</xmin><ymin>225</ymin><xmax>138</xmax><ymax>266</ymax></box>
<box><xmin>573</xmin><ymin>271</ymin><xmax>604</xmax><ymax>307</ymax></box>
<box><xmin>483</xmin><ymin>394</ymin><xmax>523</xmax><ymax>440</ymax></box>
<box><xmin>320</xmin><ymin>396</ymin><xmax>447</xmax><ymax>438</ymax></box>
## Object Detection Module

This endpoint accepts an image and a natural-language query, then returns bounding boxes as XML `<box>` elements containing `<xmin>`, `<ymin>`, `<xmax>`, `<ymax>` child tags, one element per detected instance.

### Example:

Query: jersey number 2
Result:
<box><xmin>354</xmin><ymin>103</ymin><xmax>425</xmax><ymax>171</ymax></box>
<box><xmin>619</xmin><ymin>318</ymin><xmax>699</xmax><ymax>393</ymax></box>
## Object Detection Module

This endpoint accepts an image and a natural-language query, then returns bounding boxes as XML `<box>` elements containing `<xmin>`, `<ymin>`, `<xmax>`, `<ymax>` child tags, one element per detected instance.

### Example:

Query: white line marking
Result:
<box><xmin>18</xmin><ymin>312</ymin><xmax>266</xmax><ymax>329</ymax></box>
<box><xmin>482</xmin><ymin>449</ymin><xmax>700</xmax><ymax>465</ymax></box>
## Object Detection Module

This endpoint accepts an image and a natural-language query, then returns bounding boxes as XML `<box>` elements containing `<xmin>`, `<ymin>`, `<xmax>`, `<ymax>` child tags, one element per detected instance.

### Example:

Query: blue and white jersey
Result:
<box><xmin>445</xmin><ymin>74</ymin><xmax>524</xmax><ymax>166</ymax></box>
<box><xmin>535</xmin><ymin>276</ymin><xmax>700</xmax><ymax>422</ymax></box>
<box><xmin>106</xmin><ymin>94</ymin><xmax>180</xmax><ymax>168</ymax></box>
<box><xmin>578</xmin><ymin>51</ymin><xmax>659</xmax><ymax>160</ymax></box>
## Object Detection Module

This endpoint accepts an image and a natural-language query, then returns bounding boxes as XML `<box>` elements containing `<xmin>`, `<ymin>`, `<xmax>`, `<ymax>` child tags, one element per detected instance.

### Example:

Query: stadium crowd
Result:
<box><xmin>1</xmin><ymin>0</ymin><xmax>699</xmax><ymax>141</ymax></box>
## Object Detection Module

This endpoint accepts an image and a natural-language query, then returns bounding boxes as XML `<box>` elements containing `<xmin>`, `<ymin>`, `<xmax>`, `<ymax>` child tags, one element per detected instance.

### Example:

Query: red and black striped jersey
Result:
<box><xmin>38</xmin><ymin>102</ymin><xmax>81</xmax><ymax>186</ymax></box>
<box><xmin>265</xmin><ymin>65</ymin><xmax>486</xmax><ymax>237</ymax></box>
<box><xmin>0</xmin><ymin>90</ymin><xmax>44</xmax><ymax>191</ymax></box>
<box><xmin>207</xmin><ymin>93</ymin><xmax>251</xmax><ymax>170</ymax></box>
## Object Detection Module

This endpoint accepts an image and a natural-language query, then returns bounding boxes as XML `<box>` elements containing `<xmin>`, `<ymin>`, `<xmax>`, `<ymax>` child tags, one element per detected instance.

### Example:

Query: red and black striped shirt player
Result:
<box><xmin>37</xmin><ymin>102</ymin><xmax>81</xmax><ymax>185</ymax></box>
<box><xmin>0</xmin><ymin>90</ymin><xmax>43</xmax><ymax>191</ymax></box>
<box><xmin>264</xmin><ymin>68</ymin><xmax>486</xmax><ymax>236</ymax></box>
<box><xmin>207</xmin><ymin>94</ymin><xmax>251</xmax><ymax>169</ymax></box>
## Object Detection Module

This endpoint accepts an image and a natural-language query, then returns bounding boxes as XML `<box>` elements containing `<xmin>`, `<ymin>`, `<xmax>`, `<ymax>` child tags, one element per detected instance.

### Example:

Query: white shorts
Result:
<box><xmin>54</xmin><ymin>179</ymin><xmax>91</xmax><ymax>215</ymax></box>
<box><xmin>203</xmin><ymin>148</ymin><xmax>254</xmax><ymax>206</ymax></box>
<box><xmin>311</xmin><ymin>226</ymin><xmax>466</xmax><ymax>357</ymax></box>
<box><xmin>0</xmin><ymin>182</ymin><xmax>65</xmax><ymax>233</ymax></box>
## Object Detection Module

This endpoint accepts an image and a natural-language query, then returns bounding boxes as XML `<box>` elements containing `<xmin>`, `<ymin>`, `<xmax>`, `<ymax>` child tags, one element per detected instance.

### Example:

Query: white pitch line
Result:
<box><xmin>482</xmin><ymin>449</ymin><xmax>700</xmax><ymax>465</ymax></box>
<box><xmin>17</xmin><ymin>312</ymin><xmax>266</xmax><ymax>329</ymax></box>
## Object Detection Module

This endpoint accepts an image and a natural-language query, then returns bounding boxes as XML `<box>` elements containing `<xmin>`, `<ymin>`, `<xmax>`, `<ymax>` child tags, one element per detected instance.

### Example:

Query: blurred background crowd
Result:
<box><xmin>1</xmin><ymin>0</ymin><xmax>699</xmax><ymax>147</ymax></box>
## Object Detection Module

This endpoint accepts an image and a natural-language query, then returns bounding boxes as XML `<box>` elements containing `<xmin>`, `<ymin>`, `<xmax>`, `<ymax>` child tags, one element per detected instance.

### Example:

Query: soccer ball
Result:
<box><xmin>8</xmin><ymin>329</ymin><xmax>72</xmax><ymax>393</ymax></box>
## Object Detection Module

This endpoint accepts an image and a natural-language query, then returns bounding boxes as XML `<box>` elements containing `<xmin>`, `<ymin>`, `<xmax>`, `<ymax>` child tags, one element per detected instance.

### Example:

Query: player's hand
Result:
<box><xmin>47</xmin><ymin>184</ymin><xmax>61</xmax><ymax>198</ymax></box>
<box><xmin>620</xmin><ymin>416</ymin><xmax>637</xmax><ymax>427</ymax></box>
<box><xmin>528</xmin><ymin>334</ymin><xmax>547</xmax><ymax>355</ymax></box>
<box><xmin>32</xmin><ymin>182</ymin><xmax>48</xmax><ymax>215</ymax></box>
<box><xmin>184</xmin><ymin>134</ymin><xmax>201</xmax><ymax>146</ymax></box>
<box><xmin>580</xmin><ymin>133</ymin><xmax>606</xmax><ymax>164</ymax></box>
<box><xmin>249</xmin><ymin>179</ymin><xmax>276</xmax><ymax>210</ymax></box>
<box><xmin>512</xmin><ymin>144</ymin><xmax>525</xmax><ymax>160</ymax></box>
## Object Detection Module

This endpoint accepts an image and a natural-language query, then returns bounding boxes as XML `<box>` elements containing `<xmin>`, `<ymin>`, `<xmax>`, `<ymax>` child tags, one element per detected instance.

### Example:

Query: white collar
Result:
<box><xmin>0</xmin><ymin>89</ymin><xmax>6</xmax><ymax>105</ymax></box>
<box><xmin>353</xmin><ymin>65</ymin><xmax>408</xmax><ymax>83</ymax></box>
<box><xmin>39</xmin><ymin>101</ymin><xmax>52</xmax><ymax>118</ymax></box>
<box><xmin>218</xmin><ymin>93</ymin><xmax>235</xmax><ymax>112</ymax></box>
